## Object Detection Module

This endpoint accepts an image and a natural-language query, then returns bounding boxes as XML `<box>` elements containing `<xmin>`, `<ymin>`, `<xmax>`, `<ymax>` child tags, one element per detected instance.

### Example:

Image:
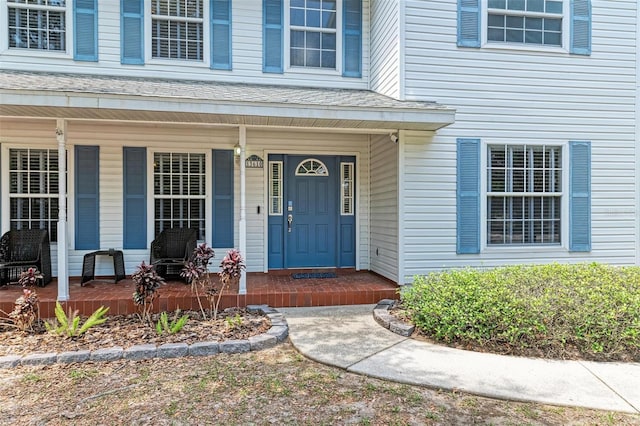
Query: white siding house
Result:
<box><xmin>0</xmin><ymin>0</ymin><xmax>637</xmax><ymax>299</ymax></box>
<box><xmin>396</xmin><ymin>0</ymin><xmax>638</xmax><ymax>280</ymax></box>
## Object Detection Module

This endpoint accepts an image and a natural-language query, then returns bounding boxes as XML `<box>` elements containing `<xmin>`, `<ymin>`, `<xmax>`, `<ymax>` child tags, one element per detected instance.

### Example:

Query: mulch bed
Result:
<box><xmin>0</xmin><ymin>308</ymin><xmax>270</xmax><ymax>356</ymax></box>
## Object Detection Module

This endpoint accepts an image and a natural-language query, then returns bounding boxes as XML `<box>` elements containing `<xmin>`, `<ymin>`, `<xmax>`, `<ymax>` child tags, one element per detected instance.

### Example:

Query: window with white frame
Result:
<box><xmin>295</xmin><ymin>158</ymin><xmax>328</xmax><ymax>176</ymax></box>
<box><xmin>487</xmin><ymin>0</ymin><xmax>563</xmax><ymax>46</ymax></box>
<box><xmin>153</xmin><ymin>152</ymin><xmax>206</xmax><ymax>240</ymax></box>
<box><xmin>269</xmin><ymin>161</ymin><xmax>283</xmax><ymax>215</ymax></box>
<box><xmin>9</xmin><ymin>148</ymin><xmax>59</xmax><ymax>242</ymax></box>
<box><xmin>8</xmin><ymin>0</ymin><xmax>67</xmax><ymax>51</ymax></box>
<box><xmin>487</xmin><ymin>145</ymin><xmax>561</xmax><ymax>245</ymax></box>
<box><xmin>341</xmin><ymin>162</ymin><xmax>353</xmax><ymax>215</ymax></box>
<box><xmin>151</xmin><ymin>0</ymin><xmax>204</xmax><ymax>60</ymax></box>
<box><xmin>289</xmin><ymin>0</ymin><xmax>337</xmax><ymax>69</ymax></box>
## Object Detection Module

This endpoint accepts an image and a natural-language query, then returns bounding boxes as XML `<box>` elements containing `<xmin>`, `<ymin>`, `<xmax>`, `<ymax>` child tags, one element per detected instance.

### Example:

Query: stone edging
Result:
<box><xmin>373</xmin><ymin>299</ymin><xmax>415</xmax><ymax>337</ymax></box>
<box><xmin>0</xmin><ymin>305</ymin><xmax>288</xmax><ymax>369</ymax></box>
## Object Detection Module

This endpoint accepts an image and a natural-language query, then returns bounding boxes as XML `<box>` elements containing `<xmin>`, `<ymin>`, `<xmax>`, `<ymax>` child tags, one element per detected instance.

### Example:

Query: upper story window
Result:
<box><xmin>289</xmin><ymin>0</ymin><xmax>337</xmax><ymax>69</ymax></box>
<box><xmin>151</xmin><ymin>0</ymin><xmax>204</xmax><ymax>60</ymax></box>
<box><xmin>487</xmin><ymin>0</ymin><xmax>563</xmax><ymax>46</ymax></box>
<box><xmin>263</xmin><ymin>0</ymin><xmax>361</xmax><ymax>76</ymax></box>
<box><xmin>8</xmin><ymin>0</ymin><xmax>67</xmax><ymax>51</ymax></box>
<box><xmin>457</xmin><ymin>0</ymin><xmax>590</xmax><ymax>55</ymax></box>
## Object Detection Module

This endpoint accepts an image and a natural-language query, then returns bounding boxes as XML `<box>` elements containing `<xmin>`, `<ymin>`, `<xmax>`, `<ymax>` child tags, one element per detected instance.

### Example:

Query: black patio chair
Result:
<box><xmin>150</xmin><ymin>227</ymin><xmax>198</xmax><ymax>280</ymax></box>
<box><xmin>0</xmin><ymin>229</ymin><xmax>52</xmax><ymax>287</ymax></box>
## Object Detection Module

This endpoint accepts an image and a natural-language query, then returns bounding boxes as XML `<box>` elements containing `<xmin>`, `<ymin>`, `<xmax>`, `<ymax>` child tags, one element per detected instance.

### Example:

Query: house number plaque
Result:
<box><xmin>245</xmin><ymin>155</ymin><xmax>264</xmax><ymax>168</ymax></box>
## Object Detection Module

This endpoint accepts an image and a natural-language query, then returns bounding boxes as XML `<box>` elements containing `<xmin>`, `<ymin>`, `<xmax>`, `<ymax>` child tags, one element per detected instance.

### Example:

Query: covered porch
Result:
<box><xmin>0</xmin><ymin>70</ymin><xmax>455</xmax><ymax>304</ymax></box>
<box><xmin>0</xmin><ymin>270</ymin><xmax>399</xmax><ymax>318</ymax></box>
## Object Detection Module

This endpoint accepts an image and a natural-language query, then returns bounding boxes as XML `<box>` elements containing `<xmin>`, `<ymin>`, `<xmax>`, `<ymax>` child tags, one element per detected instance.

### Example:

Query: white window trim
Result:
<box><xmin>284</xmin><ymin>0</ymin><xmax>343</xmax><ymax>75</ymax></box>
<box><xmin>268</xmin><ymin>160</ymin><xmax>283</xmax><ymax>216</ymax></box>
<box><xmin>144</xmin><ymin>0</ymin><xmax>210</xmax><ymax>67</ymax></box>
<box><xmin>480</xmin><ymin>0</ymin><xmax>570</xmax><ymax>54</ymax></box>
<box><xmin>294</xmin><ymin>158</ymin><xmax>329</xmax><ymax>176</ymax></box>
<box><xmin>146</xmin><ymin>148</ymin><xmax>212</xmax><ymax>246</ymax></box>
<box><xmin>1</xmin><ymin>0</ymin><xmax>73</xmax><ymax>57</ymax></box>
<box><xmin>340</xmin><ymin>161</ymin><xmax>354</xmax><ymax>216</ymax></box>
<box><xmin>480</xmin><ymin>140</ymin><xmax>569</xmax><ymax>252</ymax></box>
<box><xmin>1</xmin><ymin>144</ymin><xmax>63</xmax><ymax>244</ymax></box>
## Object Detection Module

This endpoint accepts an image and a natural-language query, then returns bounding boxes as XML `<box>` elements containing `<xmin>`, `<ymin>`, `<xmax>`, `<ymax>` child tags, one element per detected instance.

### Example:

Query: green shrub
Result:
<box><xmin>155</xmin><ymin>311</ymin><xmax>189</xmax><ymax>335</ymax></box>
<box><xmin>400</xmin><ymin>263</ymin><xmax>640</xmax><ymax>360</ymax></box>
<box><xmin>45</xmin><ymin>302</ymin><xmax>109</xmax><ymax>338</ymax></box>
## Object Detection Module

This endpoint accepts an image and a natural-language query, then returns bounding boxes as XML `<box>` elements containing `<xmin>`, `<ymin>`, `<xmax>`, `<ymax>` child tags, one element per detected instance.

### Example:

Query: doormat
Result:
<box><xmin>291</xmin><ymin>272</ymin><xmax>337</xmax><ymax>279</ymax></box>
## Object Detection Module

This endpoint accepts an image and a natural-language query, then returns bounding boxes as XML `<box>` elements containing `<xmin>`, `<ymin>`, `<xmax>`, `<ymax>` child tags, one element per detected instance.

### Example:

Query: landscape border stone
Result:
<box><xmin>373</xmin><ymin>299</ymin><xmax>415</xmax><ymax>337</ymax></box>
<box><xmin>0</xmin><ymin>305</ymin><xmax>288</xmax><ymax>369</ymax></box>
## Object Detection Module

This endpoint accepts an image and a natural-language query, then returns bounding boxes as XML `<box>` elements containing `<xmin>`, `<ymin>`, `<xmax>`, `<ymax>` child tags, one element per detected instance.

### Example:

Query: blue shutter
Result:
<box><xmin>457</xmin><ymin>138</ymin><xmax>480</xmax><ymax>254</ymax></box>
<box><xmin>74</xmin><ymin>0</ymin><xmax>98</xmax><ymax>61</ymax></box>
<box><xmin>123</xmin><ymin>147</ymin><xmax>147</xmax><ymax>249</ymax></box>
<box><xmin>75</xmin><ymin>146</ymin><xmax>100</xmax><ymax>250</ymax></box>
<box><xmin>569</xmin><ymin>141</ymin><xmax>591</xmax><ymax>252</ymax></box>
<box><xmin>457</xmin><ymin>0</ymin><xmax>480</xmax><ymax>48</ymax></box>
<box><xmin>121</xmin><ymin>0</ymin><xmax>144</xmax><ymax>64</ymax></box>
<box><xmin>212</xmin><ymin>150</ymin><xmax>234</xmax><ymax>248</ymax></box>
<box><xmin>263</xmin><ymin>0</ymin><xmax>283</xmax><ymax>73</ymax></box>
<box><xmin>570</xmin><ymin>0</ymin><xmax>591</xmax><ymax>55</ymax></box>
<box><xmin>342</xmin><ymin>0</ymin><xmax>362</xmax><ymax>78</ymax></box>
<box><xmin>211</xmin><ymin>0</ymin><xmax>232</xmax><ymax>70</ymax></box>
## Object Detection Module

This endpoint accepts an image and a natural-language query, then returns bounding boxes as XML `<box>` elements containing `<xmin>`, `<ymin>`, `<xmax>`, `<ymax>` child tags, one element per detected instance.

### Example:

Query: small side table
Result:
<box><xmin>81</xmin><ymin>249</ymin><xmax>126</xmax><ymax>286</ymax></box>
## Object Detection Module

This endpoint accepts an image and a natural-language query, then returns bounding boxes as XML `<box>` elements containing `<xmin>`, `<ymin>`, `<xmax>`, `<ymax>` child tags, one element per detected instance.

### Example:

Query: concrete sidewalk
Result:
<box><xmin>278</xmin><ymin>305</ymin><xmax>640</xmax><ymax>414</ymax></box>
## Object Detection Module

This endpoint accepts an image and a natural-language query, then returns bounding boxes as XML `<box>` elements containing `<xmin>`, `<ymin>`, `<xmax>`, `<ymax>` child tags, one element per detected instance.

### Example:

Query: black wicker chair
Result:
<box><xmin>0</xmin><ymin>229</ymin><xmax>52</xmax><ymax>287</ymax></box>
<box><xmin>150</xmin><ymin>227</ymin><xmax>198</xmax><ymax>280</ymax></box>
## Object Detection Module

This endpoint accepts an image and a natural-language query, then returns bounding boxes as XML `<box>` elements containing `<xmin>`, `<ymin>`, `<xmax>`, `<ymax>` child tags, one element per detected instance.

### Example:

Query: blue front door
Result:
<box><xmin>285</xmin><ymin>155</ymin><xmax>337</xmax><ymax>268</ymax></box>
<box><xmin>268</xmin><ymin>154</ymin><xmax>356</xmax><ymax>269</ymax></box>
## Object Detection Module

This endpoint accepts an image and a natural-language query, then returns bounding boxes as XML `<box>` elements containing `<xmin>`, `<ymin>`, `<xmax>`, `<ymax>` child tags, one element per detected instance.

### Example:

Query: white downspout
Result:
<box><xmin>55</xmin><ymin>119</ymin><xmax>69</xmax><ymax>301</ymax></box>
<box><xmin>238</xmin><ymin>125</ymin><xmax>247</xmax><ymax>294</ymax></box>
<box><xmin>635</xmin><ymin>3</ymin><xmax>640</xmax><ymax>266</ymax></box>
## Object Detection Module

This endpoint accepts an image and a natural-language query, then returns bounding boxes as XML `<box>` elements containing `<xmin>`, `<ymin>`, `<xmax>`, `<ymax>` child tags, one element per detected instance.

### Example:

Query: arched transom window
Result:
<box><xmin>295</xmin><ymin>159</ymin><xmax>329</xmax><ymax>176</ymax></box>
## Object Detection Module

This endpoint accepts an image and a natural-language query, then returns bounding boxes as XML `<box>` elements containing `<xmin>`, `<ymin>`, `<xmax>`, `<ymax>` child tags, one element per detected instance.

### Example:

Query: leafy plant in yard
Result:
<box><xmin>45</xmin><ymin>302</ymin><xmax>109</xmax><ymax>337</ymax></box>
<box><xmin>18</xmin><ymin>266</ymin><xmax>43</xmax><ymax>288</ymax></box>
<box><xmin>225</xmin><ymin>313</ymin><xmax>243</xmax><ymax>330</ymax></box>
<box><xmin>155</xmin><ymin>311</ymin><xmax>189</xmax><ymax>335</ymax></box>
<box><xmin>401</xmin><ymin>263</ymin><xmax>640</xmax><ymax>361</ymax></box>
<box><xmin>7</xmin><ymin>287</ymin><xmax>40</xmax><ymax>332</ymax></box>
<box><xmin>181</xmin><ymin>243</ymin><xmax>215</xmax><ymax>320</ymax></box>
<box><xmin>3</xmin><ymin>268</ymin><xmax>43</xmax><ymax>331</ymax></box>
<box><xmin>132</xmin><ymin>261</ymin><xmax>165</xmax><ymax>324</ymax></box>
<box><xmin>181</xmin><ymin>246</ymin><xmax>245</xmax><ymax>321</ymax></box>
<box><xmin>214</xmin><ymin>249</ymin><xmax>245</xmax><ymax>321</ymax></box>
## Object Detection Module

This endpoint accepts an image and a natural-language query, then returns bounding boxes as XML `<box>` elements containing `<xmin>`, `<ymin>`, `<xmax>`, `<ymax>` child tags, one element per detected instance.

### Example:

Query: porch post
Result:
<box><xmin>238</xmin><ymin>125</ymin><xmax>247</xmax><ymax>294</ymax></box>
<box><xmin>55</xmin><ymin>119</ymin><xmax>69</xmax><ymax>301</ymax></box>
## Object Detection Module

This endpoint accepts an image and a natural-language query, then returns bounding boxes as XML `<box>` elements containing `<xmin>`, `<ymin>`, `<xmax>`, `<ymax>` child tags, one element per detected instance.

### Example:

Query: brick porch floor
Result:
<box><xmin>0</xmin><ymin>270</ymin><xmax>399</xmax><ymax>318</ymax></box>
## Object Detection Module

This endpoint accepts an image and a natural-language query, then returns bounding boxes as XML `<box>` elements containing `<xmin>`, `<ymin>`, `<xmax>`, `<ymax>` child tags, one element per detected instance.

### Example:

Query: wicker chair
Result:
<box><xmin>0</xmin><ymin>229</ymin><xmax>52</xmax><ymax>287</ymax></box>
<box><xmin>150</xmin><ymin>227</ymin><xmax>198</xmax><ymax>280</ymax></box>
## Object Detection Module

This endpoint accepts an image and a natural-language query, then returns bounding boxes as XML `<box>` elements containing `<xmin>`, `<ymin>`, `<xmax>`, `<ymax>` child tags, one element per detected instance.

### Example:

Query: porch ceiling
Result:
<box><xmin>0</xmin><ymin>70</ymin><xmax>455</xmax><ymax>132</ymax></box>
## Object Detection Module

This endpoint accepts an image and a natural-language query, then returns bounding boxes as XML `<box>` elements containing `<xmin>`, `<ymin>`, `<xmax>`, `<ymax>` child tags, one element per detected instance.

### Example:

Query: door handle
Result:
<box><xmin>287</xmin><ymin>214</ymin><xmax>293</xmax><ymax>233</ymax></box>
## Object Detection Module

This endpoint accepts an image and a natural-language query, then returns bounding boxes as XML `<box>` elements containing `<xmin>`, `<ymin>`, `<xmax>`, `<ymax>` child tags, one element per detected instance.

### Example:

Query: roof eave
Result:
<box><xmin>0</xmin><ymin>89</ymin><xmax>456</xmax><ymax>132</ymax></box>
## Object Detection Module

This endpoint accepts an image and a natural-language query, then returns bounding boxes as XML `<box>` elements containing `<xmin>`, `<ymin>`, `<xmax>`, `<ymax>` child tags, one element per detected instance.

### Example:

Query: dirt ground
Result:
<box><xmin>1</xmin><ymin>307</ymin><xmax>639</xmax><ymax>425</ymax></box>
<box><xmin>1</xmin><ymin>344</ymin><xmax>638</xmax><ymax>425</ymax></box>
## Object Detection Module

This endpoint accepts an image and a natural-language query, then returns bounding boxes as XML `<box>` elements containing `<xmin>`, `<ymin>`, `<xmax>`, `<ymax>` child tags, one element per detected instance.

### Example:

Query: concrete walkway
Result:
<box><xmin>279</xmin><ymin>305</ymin><xmax>640</xmax><ymax>414</ymax></box>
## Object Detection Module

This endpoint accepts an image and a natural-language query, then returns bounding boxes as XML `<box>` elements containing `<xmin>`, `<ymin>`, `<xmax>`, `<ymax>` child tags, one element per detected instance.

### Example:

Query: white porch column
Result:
<box><xmin>55</xmin><ymin>119</ymin><xmax>69</xmax><ymax>301</ymax></box>
<box><xmin>238</xmin><ymin>125</ymin><xmax>247</xmax><ymax>295</ymax></box>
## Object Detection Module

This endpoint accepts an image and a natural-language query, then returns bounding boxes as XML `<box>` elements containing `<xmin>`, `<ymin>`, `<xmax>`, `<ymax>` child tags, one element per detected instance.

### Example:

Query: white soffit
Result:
<box><xmin>0</xmin><ymin>71</ymin><xmax>455</xmax><ymax>131</ymax></box>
